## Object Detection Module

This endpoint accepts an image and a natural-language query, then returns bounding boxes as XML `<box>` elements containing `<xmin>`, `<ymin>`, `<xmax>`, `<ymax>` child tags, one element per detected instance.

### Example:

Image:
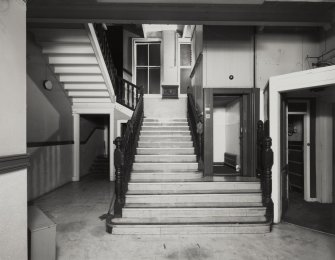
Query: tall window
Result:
<box><xmin>135</xmin><ymin>42</ymin><xmax>161</xmax><ymax>94</ymax></box>
<box><xmin>179</xmin><ymin>42</ymin><xmax>192</xmax><ymax>94</ymax></box>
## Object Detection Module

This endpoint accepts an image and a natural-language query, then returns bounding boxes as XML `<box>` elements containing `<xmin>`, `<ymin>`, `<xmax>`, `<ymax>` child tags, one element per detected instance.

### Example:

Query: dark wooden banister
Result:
<box><xmin>187</xmin><ymin>87</ymin><xmax>204</xmax><ymax>171</ymax></box>
<box><xmin>93</xmin><ymin>24</ymin><xmax>140</xmax><ymax>111</ymax></box>
<box><xmin>112</xmin><ymin>88</ymin><xmax>144</xmax><ymax>218</ymax></box>
<box><xmin>257</xmin><ymin>120</ymin><xmax>274</xmax><ymax>226</ymax></box>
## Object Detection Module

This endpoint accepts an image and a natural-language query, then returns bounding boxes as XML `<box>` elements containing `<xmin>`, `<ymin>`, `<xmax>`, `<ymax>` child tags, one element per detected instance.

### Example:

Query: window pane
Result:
<box><xmin>136</xmin><ymin>68</ymin><xmax>148</xmax><ymax>94</ymax></box>
<box><xmin>180</xmin><ymin>44</ymin><xmax>191</xmax><ymax>66</ymax></box>
<box><xmin>149</xmin><ymin>44</ymin><xmax>161</xmax><ymax>66</ymax></box>
<box><xmin>136</xmin><ymin>44</ymin><xmax>148</xmax><ymax>66</ymax></box>
<box><xmin>149</xmin><ymin>68</ymin><xmax>160</xmax><ymax>94</ymax></box>
<box><xmin>180</xmin><ymin>68</ymin><xmax>191</xmax><ymax>94</ymax></box>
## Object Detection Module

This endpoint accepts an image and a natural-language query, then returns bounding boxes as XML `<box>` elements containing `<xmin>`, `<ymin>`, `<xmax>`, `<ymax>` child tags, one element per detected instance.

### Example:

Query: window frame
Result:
<box><xmin>132</xmin><ymin>38</ymin><xmax>162</xmax><ymax>95</ymax></box>
<box><xmin>177</xmin><ymin>38</ymin><xmax>192</xmax><ymax>96</ymax></box>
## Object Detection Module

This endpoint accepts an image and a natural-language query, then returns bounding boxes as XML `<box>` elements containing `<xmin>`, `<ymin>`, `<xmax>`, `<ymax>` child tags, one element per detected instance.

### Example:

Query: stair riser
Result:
<box><xmin>122</xmin><ymin>208</ymin><xmax>266</xmax><ymax>218</ymax></box>
<box><xmin>139</xmin><ymin>136</ymin><xmax>192</xmax><ymax>142</ymax></box>
<box><xmin>141</xmin><ymin>131</ymin><xmax>190</xmax><ymax>136</ymax></box>
<box><xmin>135</xmin><ymin>155</ymin><xmax>196</xmax><ymax>163</ymax></box>
<box><xmin>142</xmin><ymin>126</ymin><xmax>189</xmax><ymax>131</ymax></box>
<box><xmin>128</xmin><ymin>182</ymin><xmax>261</xmax><ymax>191</ymax></box>
<box><xmin>126</xmin><ymin>194</ymin><xmax>262</xmax><ymax>204</ymax></box>
<box><xmin>115</xmin><ymin>216</ymin><xmax>266</xmax><ymax>224</ymax></box>
<box><xmin>133</xmin><ymin>163</ymin><xmax>198</xmax><ymax>171</ymax></box>
<box><xmin>111</xmin><ymin>225</ymin><xmax>270</xmax><ymax>235</ymax></box>
<box><xmin>130</xmin><ymin>175</ymin><xmax>202</xmax><ymax>181</ymax></box>
<box><xmin>138</xmin><ymin>142</ymin><xmax>193</xmax><ymax>148</ymax></box>
<box><xmin>144</xmin><ymin>119</ymin><xmax>187</xmax><ymax>122</ymax></box>
<box><xmin>143</xmin><ymin>123</ymin><xmax>189</xmax><ymax>126</ymax></box>
<box><xmin>137</xmin><ymin>148</ymin><xmax>195</xmax><ymax>155</ymax></box>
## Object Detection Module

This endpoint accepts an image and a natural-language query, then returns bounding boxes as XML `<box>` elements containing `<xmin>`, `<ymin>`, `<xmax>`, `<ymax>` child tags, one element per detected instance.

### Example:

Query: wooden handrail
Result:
<box><xmin>93</xmin><ymin>24</ymin><xmax>141</xmax><ymax>111</ymax></box>
<box><xmin>187</xmin><ymin>87</ymin><xmax>204</xmax><ymax>171</ymax></box>
<box><xmin>256</xmin><ymin>120</ymin><xmax>274</xmax><ymax>225</ymax></box>
<box><xmin>112</xmin><ymin>88</ymin><xmax>144</xmax><ymax>218</ymax></box>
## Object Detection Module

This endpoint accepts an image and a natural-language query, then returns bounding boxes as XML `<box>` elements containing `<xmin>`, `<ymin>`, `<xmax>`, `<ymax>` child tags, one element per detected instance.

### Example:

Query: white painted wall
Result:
<box><xmin>27</xmin><ymin>34</ymin><xmax>74</xmax><ymax>200</ymax></box>
<box><xmin>315</xmin><ymin>100</ymin><xmax>333</xmax><ymax>203</ymax></box>
<box><xmin>213</xmin><ymin>107</ymin><xmax>226</xmax><ymax>162</ymax></box>
<box><xmin>203</xmin><ymin>26</ymin><xmax>254</xmax><ymax>88</ymax></box>
<box><xmin>256</xmin><ymin>31</ymin><xmax>320</xmax><ymax>91</ymax></box>
<box><xmin>162</xmin><ymin>30</ymin><xmax>178</xmax><ymax>85</ymax></box>
<box><xmin>0</xmin><ymin>1</ymin><xmax>27</xmax><ymax>259</ymax></box>
<box><xmin>144</xmin><ymin>96</ymin><xmax>187</xmax><ymax>118</ymax></box>
<box><xmin>225</xmin><ymin>99</ymin><xmax>241</xmax><ymax>166</ymax></box>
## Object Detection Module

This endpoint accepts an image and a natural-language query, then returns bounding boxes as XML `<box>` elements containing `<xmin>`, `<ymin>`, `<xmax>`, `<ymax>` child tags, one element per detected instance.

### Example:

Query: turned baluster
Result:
<box><xmin>113</xmin><ymin>137</ymin><xmax>124</xmax><ymax>217</ymax></box>
<box><xmin>127</xmin><ymin>83</ymin><xmax>130</xmax><ymax>107</ymax></box>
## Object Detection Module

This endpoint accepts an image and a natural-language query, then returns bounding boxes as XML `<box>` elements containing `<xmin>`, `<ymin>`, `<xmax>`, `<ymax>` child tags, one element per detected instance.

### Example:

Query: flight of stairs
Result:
<box><xmin>89</xmin><ymin>155</ymin><xmax>109</xmax><ymax>176</ymax></box>
<box><xmin>110</xmin><ymin>118</ymin><xmax>270</xmax><ymax>235</ymax></box>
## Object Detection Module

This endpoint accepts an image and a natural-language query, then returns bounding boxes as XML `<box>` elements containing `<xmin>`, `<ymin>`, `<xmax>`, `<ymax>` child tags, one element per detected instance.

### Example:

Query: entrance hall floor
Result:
<box><xmin>33</xmin><ymin>174</ymin><xmax>335</xmax><ymax>260</ymax></box>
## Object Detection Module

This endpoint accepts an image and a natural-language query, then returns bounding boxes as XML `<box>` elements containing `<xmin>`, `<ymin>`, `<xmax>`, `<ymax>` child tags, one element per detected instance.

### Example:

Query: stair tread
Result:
<box><xmin>124</xmin><ymin>202</ymin><xmax>264</xmax><ymax>208</ymax></box>
<box><xmin>127</xmin><ymin>190</ymin><xmax>261</xmax><ymax>195</ymax></box>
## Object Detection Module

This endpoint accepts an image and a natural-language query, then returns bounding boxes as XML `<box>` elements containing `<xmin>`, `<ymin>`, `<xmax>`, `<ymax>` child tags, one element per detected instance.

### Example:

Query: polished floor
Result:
<box><xmin>33</xmin><ymin>174</ymin><xmax>335</xmax><ymax>260</ymax></box>
<box><xmin>283</xmin><ymin>191</ymin><xmax>335</xmax><ymax>235</ymax></box>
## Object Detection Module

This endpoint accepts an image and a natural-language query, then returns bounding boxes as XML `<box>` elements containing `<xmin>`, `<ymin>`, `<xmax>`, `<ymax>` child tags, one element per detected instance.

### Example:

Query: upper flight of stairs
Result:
<box><xmin>29</xmin><ymin>25</ymin><xmax>116</xmax><ymax>106</ymax></box>
<box><xmin>110</xmin><ymin>118</ymin><xmax>270</xmax><ymax>235</ymax></box>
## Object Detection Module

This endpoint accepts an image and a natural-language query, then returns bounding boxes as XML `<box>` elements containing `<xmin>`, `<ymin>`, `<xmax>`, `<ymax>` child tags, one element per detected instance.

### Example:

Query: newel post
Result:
<box><xmin>256</xmin><ymin>120</ymin><xmax>264</xmax><ymax>178</ymax></box>
<box><xmin>113</xmin><ymin>137</ymin><xmax>124</xmax><ymax>217</ymax></box>
<box><xmin>263</xmin><ymin>136</ymin><xmax>274</xmax><ymax>224</ymax></box>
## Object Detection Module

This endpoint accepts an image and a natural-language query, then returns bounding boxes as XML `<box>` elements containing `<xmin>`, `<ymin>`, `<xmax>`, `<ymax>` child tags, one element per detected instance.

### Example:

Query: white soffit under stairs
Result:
<box><xmin>30</xmin><ymin>25</ymin><xmax>116</xmax><ymax>107</ymax></box>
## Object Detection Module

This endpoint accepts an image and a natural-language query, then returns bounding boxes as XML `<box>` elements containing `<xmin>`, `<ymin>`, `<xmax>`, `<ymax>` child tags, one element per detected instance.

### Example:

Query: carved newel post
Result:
<box><xmin>113</xmin><ymin>137</ymin><xmax>124</xmax><ymax>217</ymax></box>
<box><xmin>256</xmin><ymin>120</ymin><xmax>264</xmax><ymax>178</ymax></box>
<box><xmin>263</xmin><ymin>136</ymin><xmax>274</xmax><ymax>223</ymax></box>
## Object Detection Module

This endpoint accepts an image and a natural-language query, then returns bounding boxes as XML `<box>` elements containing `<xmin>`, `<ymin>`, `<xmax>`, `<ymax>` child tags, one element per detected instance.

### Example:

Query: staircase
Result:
<box><xmin>109</xmin><ymin>117</ymin><xmax>271</xmax><ymax>235</ymax></box>
<box><xmin>89</xmin><ymin>155</ymin><xmax>109</xmax><ymax>176</ymax></box>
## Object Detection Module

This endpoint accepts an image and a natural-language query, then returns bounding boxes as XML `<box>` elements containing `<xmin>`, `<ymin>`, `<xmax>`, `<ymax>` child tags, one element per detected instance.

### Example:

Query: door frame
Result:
<box><xmin>203</xmin><ymin>88</ymin><xmax>260</xmax><ymax>177</ymax></box>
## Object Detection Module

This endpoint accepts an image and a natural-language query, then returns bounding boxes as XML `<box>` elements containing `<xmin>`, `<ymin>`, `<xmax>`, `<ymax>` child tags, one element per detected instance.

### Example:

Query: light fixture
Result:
<box><xmin>43</xmin><ymin>80</ymin><xmax>53</xmax><ymax>91</ymax></box>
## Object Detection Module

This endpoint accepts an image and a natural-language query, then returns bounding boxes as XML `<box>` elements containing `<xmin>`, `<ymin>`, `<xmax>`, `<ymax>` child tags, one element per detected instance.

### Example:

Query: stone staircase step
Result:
<box><xmin>133</xmin><ymin>162</ymin><xmax>198</xmax><ymax>171</ymax></box>
<box><xmin>144</xmin><ymin>118</ymin><xmax>187</xmax><ymax>122</ymax></box>
<box><xmin>143</xmin><ymin>122</ymin><xmax>189</xmax><ymax>126</ymax></box>
<box><xmin>138</xmin><ymin>141</ymin><xmax>193</xmax><ymax>148</ymax></box>
<box><xmin>110</xmin><ymin>223</ymin><xmax>271</xmax><ymax>235</ymax></box>
<box><xmin>127</xmin><ymin>181</ymin><xmax>261</xmax><ymax>192</ymax></box>
<box><xmin>142</xmin><ymin>126</ymin><xmax>189</xmax><ymax>131</ymax></box>
<box><xmin>122</xmin><ymin>207</ymin><xmax>266</xmax><ymax>218</ymax></box>
<box><xmin>135</xmin><ymin>155</ymin><xmax>197</xmax><ymax>163</ymax></box>
<box><xmin>125</xmin><ymin>193</ymin><xmax>262</xmax><ymax>205</ymax></box>
<box><xmin>139</xmin><ymin>136</ymin><xmax>192</xmax><ymax>142</ymax></box>
<box><xmin>140</xmin><ymin>131</ymin><xmax>191</xmax><ymax>136</ymax></box>
<box><xmin>130</xmin><ymin>172</ymin><xmax>202</xmax><ymax>181</ymax></box>
<box><xmin>137</xmin><ymin>148</ymin><xmax>195</xmax><ymax>155</ymax></box>
<box><xmin>113</xmin><ymin>216</ymin><xmax>266</xmax><ymax>224</ymax></box>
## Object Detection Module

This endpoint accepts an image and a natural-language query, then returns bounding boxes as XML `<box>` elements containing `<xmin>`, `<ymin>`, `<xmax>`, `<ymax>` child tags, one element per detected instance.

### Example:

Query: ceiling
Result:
<box><xmin>27</xmin><ymin>1</ymin><xmax>335</xmax><ymax>28</ymax></box>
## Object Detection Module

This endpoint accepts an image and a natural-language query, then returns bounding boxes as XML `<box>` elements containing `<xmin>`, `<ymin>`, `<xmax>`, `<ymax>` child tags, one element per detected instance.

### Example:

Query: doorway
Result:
<box><xmin>203</xmin><ymin>88</ymin><xmax>259</xmax><ymax>177</ymax></box>
<box><xmin>213</xmin><ymin>95</ymin><xmax>243</xmax><ymax>175</ymax></box>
